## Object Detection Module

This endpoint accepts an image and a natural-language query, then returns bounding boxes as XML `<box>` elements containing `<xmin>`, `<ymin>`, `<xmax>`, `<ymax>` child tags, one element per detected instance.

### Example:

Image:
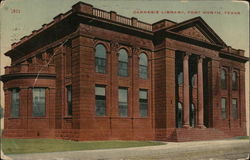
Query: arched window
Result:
<box><xmin>220</xmin><ymin>69</ymin><xmax>227</xmax><ymax>89</ymax></box>
<box><xmin>118</xmin><ymin>49</ymin><xmax>128</xmax><ymax>77</ymax></box>
<box><xmin>190</xmin><ymin>103</ymin><xmax>195</xmax><ymax>127</ymax></box>
<box><xmin>139</xmin><ymin>53</ymin><xmax>148</xmax><ymax>79</ymax></box>
<box><xmin>232</xmin><ymin>71</ymin><xmax>238</xmax><ymax>90</ymax></box>
<box><xmin>176</xmin><ymin>102</ymin><xmax>183</xmax><ymax>128</ymax></box>
<box><xmin>95</xmin><ymin>44</ymin><xmax>106</xmax><ymax>73</ymax></box>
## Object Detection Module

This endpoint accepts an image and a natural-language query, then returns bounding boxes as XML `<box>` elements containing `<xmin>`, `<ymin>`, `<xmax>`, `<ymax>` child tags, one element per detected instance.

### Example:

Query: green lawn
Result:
<box><xmin>2</xmin><ymin>138</ymin><xmax>165</xmax><ymax>154</ymax></box>
<box><xmin>233</xmin><ymin>136</ymin><xmax>250</xmax><ymax>139</ymax></box>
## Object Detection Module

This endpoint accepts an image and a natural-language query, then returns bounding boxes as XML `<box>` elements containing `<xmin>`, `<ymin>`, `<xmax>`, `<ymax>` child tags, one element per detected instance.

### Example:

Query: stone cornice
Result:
<box><xmin>0</xmin><ymin>73</ymin><xmax>56</xmax><ymax>82</ymax></box>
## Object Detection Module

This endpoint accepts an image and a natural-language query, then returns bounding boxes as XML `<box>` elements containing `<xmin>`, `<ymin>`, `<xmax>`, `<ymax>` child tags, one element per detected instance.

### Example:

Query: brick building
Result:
<box><xmin>0</xmin><ymin>2</ymin><xmax>248</xmax><ymax>141</ymax></box>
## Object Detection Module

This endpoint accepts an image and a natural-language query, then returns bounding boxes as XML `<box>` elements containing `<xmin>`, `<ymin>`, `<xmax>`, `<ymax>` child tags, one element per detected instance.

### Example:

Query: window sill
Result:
<box><xmin>139</xmin><ymin>78</ymin><xmax>149</xmax><ymax>81</ymax></box>
<box><xmin>94</xmin><ymin>116</ymin><xmax>150</xmax><ymax>119</ymax></box>
<box><xmin>63</xmin><ymin>116</ymin><xmax>73</xmax><ymax>119</ymax></box>
<box><xmin>95</xmin><ymin>116</ymin><xmax>109</xmax><ymax>118</ymax></box>
<box><xmin>30</xmin><ymin>116</ymin><xmax>48</xmax><ymax>119</ymax></box>
<box><xmin>232</xmin><ymin>118</ymin><xmax>239</xmax><ymax>121</ymax></box>
<box><xmin>8</xmin><ymin>117</ymin><xmax>20</xmax><ymax>119</ymax></box>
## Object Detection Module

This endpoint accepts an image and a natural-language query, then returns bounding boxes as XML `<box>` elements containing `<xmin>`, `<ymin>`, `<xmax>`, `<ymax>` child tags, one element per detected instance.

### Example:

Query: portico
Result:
<box><xmin>178</xmin><ymin>52</ymin><xmax>206</xmax><ymax>129</ymax></box>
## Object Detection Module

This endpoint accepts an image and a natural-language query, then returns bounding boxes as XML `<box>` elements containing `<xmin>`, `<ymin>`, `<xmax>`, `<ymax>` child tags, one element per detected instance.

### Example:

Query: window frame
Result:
<box><xmin>221</xmin><ymin>97</ymin><xmax>227</xmax><ymax>119</ymax></box>
<box><xmin>176</xmin><ymin>102</ymin><xmax>183</xmax><ymax>128</ymax></box>
<box><xmin>66</xmin><ymin>85</ymin><xmax>72</xmax><ymax>117</ymax></box>
<box><xmin>139</xmin><ymin>89</ymin><xmax>148</xmax><ymax>118</ymax></box>
<box><xmin>232</xmin><ymin>71</ymin><xmax>238</xmax><ymax>90</ymax></box>
<box><xmin>177</xmin><ymin>72</ymin><xmax>183</xmax><ymax>85</ymax></box>
<box><xmin>118</xmin><ymin>87</ymin><xmax>128</xmax><ymax>117</ymax></box>
<box><xmin>232</xmin><ymin>98</ymin><xmax>238</xmax><ymax>119</ymax></box>
<box><xmin>95</xmin><ymin>85</ymin><xmax>106</xmax><ymax>116</ymax></box>
<box><xmin>220</xmin><ymin>68</ymin><xmax>227</xmax><ymax>90</ymax></box>
<box><xmin>139</xmin><ymin>53</ymin><xmax>148</xmax><ymax>79</ymax></box>
<box><xmin>118</xmin><ymin>49</ymin><xmax>129</xmax><ymax>77</ymax></box>
<box><xmin>95</xmin><ymin>44</ymin><xmax>107</xmax><ymax>74</ymax></box>
<box><xmin>190</xmin><ymin>103</ymin><xmax>195</xmax><ymax>127</ymax></box>
<box><xmin>32</xmin><ymin>87</ymin><xmax>46</xmax><ymax>117</ymax></box>
<box><xmin>10</xmin><ymin>88</ymin><xmax>20</xmax><ymax>118</ymax></box>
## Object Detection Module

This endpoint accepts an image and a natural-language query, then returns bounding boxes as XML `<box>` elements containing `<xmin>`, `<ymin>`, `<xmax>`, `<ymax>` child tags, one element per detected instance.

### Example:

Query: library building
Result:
<box><xmin>1</xmin><ymin>2</ymin><xmax>248</xmax><ymax>141</ymax></box>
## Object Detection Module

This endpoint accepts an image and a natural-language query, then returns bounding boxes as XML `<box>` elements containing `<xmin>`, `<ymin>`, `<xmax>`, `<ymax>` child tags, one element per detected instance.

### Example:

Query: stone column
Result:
<box><xmin>197</xmin><ymin>56</ymin><xmax>206</xmax><ymax>128</ymax></box>
<box><xmin>183</xmin><ymin>53</ymin><xmax>190</xmax><ymax>128</ymax></box>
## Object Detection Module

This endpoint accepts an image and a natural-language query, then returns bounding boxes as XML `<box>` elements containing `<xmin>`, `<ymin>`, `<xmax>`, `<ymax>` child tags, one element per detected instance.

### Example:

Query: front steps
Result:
<box><xmin>174</xmin><ymin>128</ymin><xmax>231</xmax><ymax>142</ymax></box>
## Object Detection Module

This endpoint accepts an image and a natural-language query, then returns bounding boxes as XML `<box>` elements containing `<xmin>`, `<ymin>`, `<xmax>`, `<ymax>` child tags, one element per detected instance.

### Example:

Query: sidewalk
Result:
<box><xmin>5</xmin><ymin>139</ymin><xmax>250</xmax><ymax>160</ymax></box>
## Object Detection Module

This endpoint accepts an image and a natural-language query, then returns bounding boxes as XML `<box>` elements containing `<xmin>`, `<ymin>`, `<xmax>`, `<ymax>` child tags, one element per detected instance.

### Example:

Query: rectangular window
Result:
<box><xmin>139</xmin><ymin>65</ymin><xmax>148</xmax><ymax>79</ymax></box>
<box><xmin>66</xmin><ymin>85</ymin><xmax>72</xmax><ymax>116</ymax></box>
<box><xmin>11</xmin><ymin>88</ymin><xmax>20</xmax><ymax>118</ymax></box>
<box><xmin>139</xmin><ymin>89</ymin><xmax>148</xmax><ymax>117</ymax></box>
<box><xmin>232</xmin><ymin>98</ymin><xmax>238</xmax><ymax>119</ymax></box>
<box><xmin>119</xmin><ymin>87</ymin><xmax>128</xmax><ymax>117</ymax></box>
<box><xmin>95</xmin><ymin>57</ymin><xmax>106</xmax><ymax>74</ymax></box>
<box><xmin>32</xmin><ymin>88</ymin><xmax>46</xmax><ymax>117</ymax></box>
<box><xmin>221</xmin><ymin>98</ymin><xmax>227</xmax><ymax>119</ymax></box>
<box><xmin>118</xmin><ymin>61</ymin><xmax>128</xmax><ymax>77</ymax></box>
<box><xmin>95</xmin><ymin>85</ymin><xmax>106</xmax><ymax>116</ymax></box>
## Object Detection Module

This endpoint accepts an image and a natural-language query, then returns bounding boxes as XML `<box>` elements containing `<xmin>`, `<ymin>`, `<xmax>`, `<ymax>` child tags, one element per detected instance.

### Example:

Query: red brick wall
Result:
<box><xmin>3</xmin><ymin>78</ymin><xmax>55</xmax><ymax>138</ymax></box>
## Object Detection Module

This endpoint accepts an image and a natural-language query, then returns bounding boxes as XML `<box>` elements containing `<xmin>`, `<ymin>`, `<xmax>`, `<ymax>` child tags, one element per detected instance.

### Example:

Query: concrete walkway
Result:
<box><xmin>5</xmin><ymin>139</ymin><xmax>250</xmax><ymax>160</ymax></box>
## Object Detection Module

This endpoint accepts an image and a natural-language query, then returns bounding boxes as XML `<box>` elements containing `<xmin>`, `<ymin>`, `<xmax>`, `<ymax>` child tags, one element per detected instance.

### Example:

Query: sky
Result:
<box><xmin>0</xmin><ymin>0</ymin><xmax>249</xmax><ymax>133</ymax></box>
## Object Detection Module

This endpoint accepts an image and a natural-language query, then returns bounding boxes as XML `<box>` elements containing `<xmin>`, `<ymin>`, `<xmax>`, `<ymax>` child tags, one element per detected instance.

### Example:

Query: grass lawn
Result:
<box><xmin>233</xmin><ymin>136</ymin><xmax>250</xmax><ymax>139</ymax></box>
<box><xmin>1</xmin><ymin>138</ymin><xmax>165</xmax><ymax>154</ymax></box>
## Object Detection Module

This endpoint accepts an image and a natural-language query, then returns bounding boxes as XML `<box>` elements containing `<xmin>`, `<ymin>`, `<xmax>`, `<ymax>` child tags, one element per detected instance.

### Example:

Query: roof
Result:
<box><xmin>4</xmin><ymin>2</ymin><xmax>247</xmax><ymax>63</ymax></box>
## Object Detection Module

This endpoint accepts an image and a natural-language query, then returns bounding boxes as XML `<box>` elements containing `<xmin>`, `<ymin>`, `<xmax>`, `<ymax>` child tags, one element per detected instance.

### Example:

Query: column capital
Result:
<box><xmin>196</xmin><ymin>55</ymin><xmax>206</xmax><ymax>64</ymax></box>
<box><xmin>183</xmin><ymin>53</ymin><xmax>190</xmax><ymax>60</ymax></box>
<box><xmin>185</xmin><ymin>51</ymin><xmax>192</xmax><ymax>56</ymax></box>
<box><xmin>110</xmin><ymin>41</ymin><xmax>119</xmax><ymax>53</ymax></box>
<box><xmin>200</xmin><ymin>55</ymin><xmax>206</xmax><ymax>59</ymax></box>
<box><xmin>132</xmin><ymin>46</ymin><xmax>140</xmax><ymax>54</ymax></box>
<box><xmin>198</xmin><ymin>55</ymin><xmax>206</xmax><ymax>60</ymax></box>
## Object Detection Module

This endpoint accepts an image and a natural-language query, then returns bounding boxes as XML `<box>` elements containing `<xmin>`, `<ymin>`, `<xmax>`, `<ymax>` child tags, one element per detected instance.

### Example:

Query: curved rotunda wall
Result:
<box><xmin>2</xmin><ymin>77</ymin><xmax>55</xmax><ymax>138</ymax></box>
